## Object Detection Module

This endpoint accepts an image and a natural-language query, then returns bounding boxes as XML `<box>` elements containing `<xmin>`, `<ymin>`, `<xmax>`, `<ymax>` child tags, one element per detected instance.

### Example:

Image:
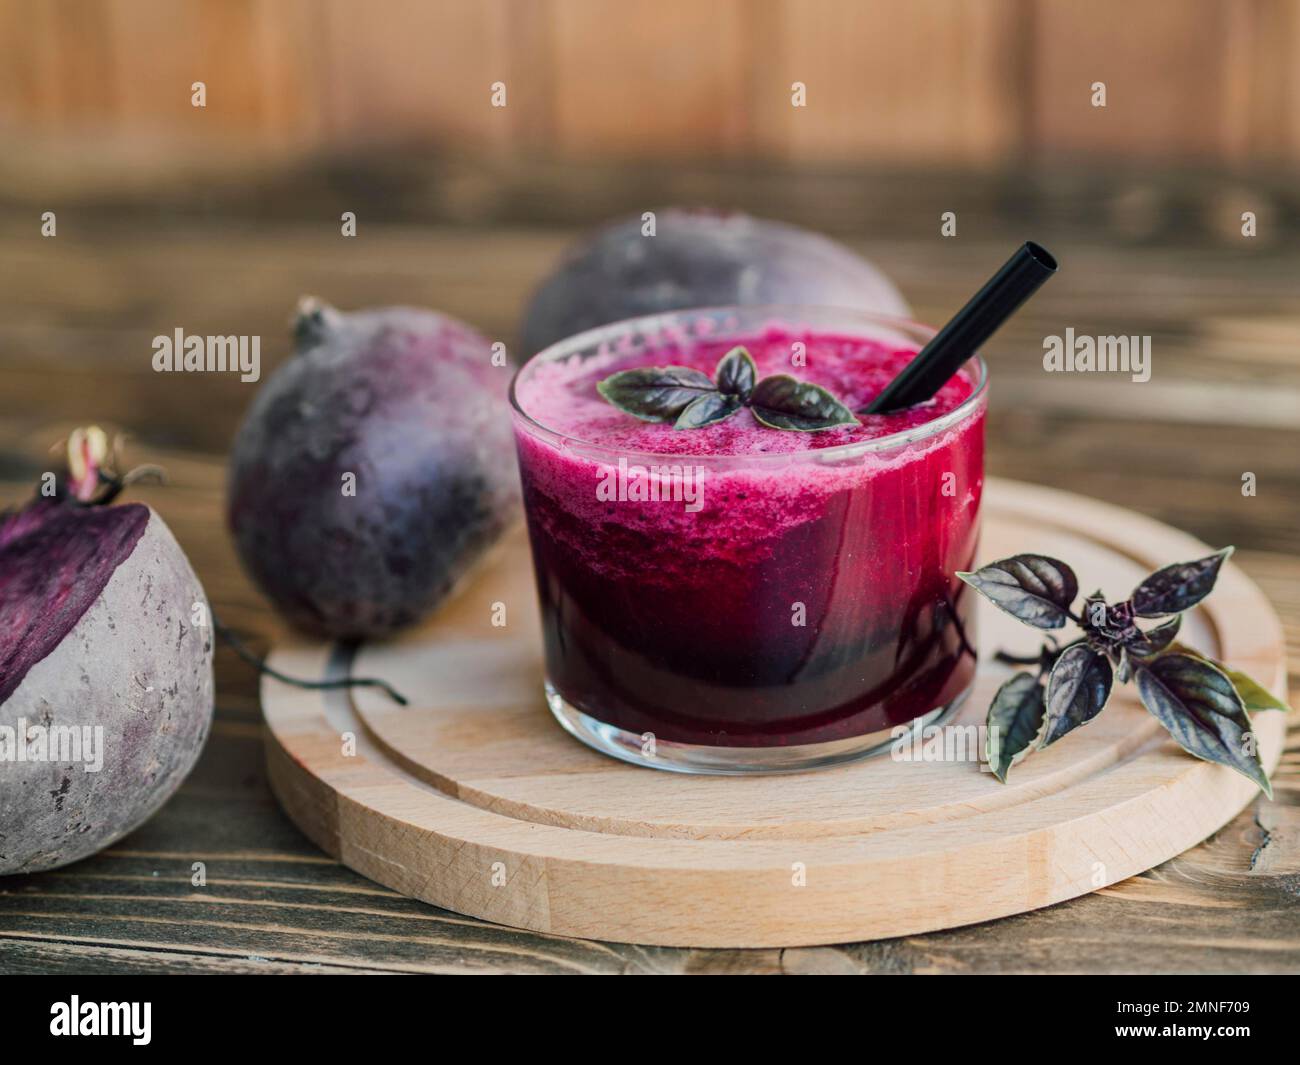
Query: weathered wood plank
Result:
<box><xmin>319</xmin><ymin>0</ymin><xmax>512</xmax><ymax>152</ymax></box>
<box><xmin>750</xmin><ymin>0</ymin><xmax>1025</xmax><ymax>163</ymax></box>
<box><xmin>549</xmin><ymin>0</ymin><xmax>749</xmax><ymax>158</ymax></box>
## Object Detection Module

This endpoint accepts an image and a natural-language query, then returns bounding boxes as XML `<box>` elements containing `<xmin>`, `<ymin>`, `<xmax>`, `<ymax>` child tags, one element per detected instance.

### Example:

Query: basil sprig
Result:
<box><xmin>596</xmin><ymin>346</ymin><xmax>857</xmax><ymax>432</ymax></box>
<box><xmin>960</xmin><ymin>547</ymin><xmax>1285</xmax><ymax>793</ymax></box>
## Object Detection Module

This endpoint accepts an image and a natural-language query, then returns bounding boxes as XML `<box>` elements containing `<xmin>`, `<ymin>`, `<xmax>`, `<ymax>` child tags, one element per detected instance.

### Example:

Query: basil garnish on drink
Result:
<box><xmin>597</xmin><ymin>346</ymin><xmax>856</xmax><ymax>431</ymax></box>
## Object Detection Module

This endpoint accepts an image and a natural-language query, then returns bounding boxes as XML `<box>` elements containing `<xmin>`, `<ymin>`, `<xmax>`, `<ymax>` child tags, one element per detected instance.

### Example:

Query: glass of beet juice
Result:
<box><xmin>509</xmin><ymin>306</ymin><xmax>986</xmax><ymax>773</ymax></box>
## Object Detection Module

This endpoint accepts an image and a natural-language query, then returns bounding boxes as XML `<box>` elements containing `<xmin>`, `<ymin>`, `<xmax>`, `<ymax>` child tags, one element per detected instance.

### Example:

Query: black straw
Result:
<box><xmin>863</xmin><ymin>241</ymin><xmax>1057</xmax><ymax>414</ymax></box>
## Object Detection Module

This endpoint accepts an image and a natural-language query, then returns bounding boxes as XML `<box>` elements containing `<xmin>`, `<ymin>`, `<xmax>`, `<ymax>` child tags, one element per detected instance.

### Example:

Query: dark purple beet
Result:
<box><xmin>0</xmin><ymin>501</ymin><xmax>146</xmax><ymax>706</ymax></box>
<box><xmin>519</xmin><ymin>208</ymin><xmax>910</xmax><ymax>358</ymax></box>
<box><xmin>227</xmin><ymin>299</ymin><xmax>519</xmax><ymax>639</ymax></box>
<box><xmin>0</xmin><ymin>498</ymin><xmax>214</xmax><ymax>874</ymax></box>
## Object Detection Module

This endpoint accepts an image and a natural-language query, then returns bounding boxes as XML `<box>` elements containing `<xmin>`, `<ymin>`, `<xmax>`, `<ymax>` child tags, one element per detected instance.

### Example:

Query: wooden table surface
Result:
<box><xmin>0</xmin><ymin>156</ymin><xmax>1297</xmax><ymax>974</ymax></box>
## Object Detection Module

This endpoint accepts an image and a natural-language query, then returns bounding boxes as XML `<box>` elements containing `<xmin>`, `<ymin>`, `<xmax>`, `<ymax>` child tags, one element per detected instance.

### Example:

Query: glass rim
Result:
<box><xmin>508</xmin><ymin>305</ymin><xmax>988</xmax><ymax>465</ymax></box>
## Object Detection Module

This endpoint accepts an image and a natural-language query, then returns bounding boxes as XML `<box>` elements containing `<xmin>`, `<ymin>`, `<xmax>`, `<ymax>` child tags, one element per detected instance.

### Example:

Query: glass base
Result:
<box><xmin>545</xmin><ymin>681</ymin><xmax>969</xmax><ymax>775</ymax></box>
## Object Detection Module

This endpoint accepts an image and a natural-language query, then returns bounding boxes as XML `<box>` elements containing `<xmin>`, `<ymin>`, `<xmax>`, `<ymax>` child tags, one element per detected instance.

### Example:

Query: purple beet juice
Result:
<box><xmin>510</xmin><ymin>307</ymin><xmax>986</xmax><ymax>772</ymax></box>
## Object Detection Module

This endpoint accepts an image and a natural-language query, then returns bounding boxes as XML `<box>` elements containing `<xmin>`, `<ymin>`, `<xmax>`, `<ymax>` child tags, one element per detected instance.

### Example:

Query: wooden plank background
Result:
<box><xmin>4</xmin><ymin>0</ymin><xmax>1300</xmax><ymax>165</ymax></box>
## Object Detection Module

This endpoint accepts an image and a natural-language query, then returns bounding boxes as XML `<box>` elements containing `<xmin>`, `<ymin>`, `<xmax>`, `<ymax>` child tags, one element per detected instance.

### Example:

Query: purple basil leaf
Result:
<box><xmin>674</xmin><ymin>391</ymin><xmax>743</xmax><ymax>430</ymax></box>
<box><xmin>957</xmin><ymin>554</ymin><xmax>1079</xmax><ymax>630</ymax></box>
<box><xmin>1219</xmin><ymin>666</ymin><xmax>1290</xmax><ymax>714</ymax></box>
<box><xmin>1117</xmin><ymin>649</ymin><xmax>1133</xmax><ymax>684</ymax></box>
<box><xmin>1163</xmin><ymin>642</ymin><xmax>1290</xmax><ymax>714</ymax></box>
<box><xmin>1130</xmin><ymin>547</ymin><xmax>1233</xmax><ymax>618</ymax></box>
<box><xmin>749</xmin><ymin>375</ymin><xmax>858</xmax><ymax>432</ymax></box>
<box><xmin>1135</xmin><ymin>652</ymin><xmax>1271</xmax><ymax>796</ymax></box>
<box><xmin>596</xmin><ymin>365</ymin><xmax>718</xmax><ymax>422</ymax></box>
<box><xmin>1125</xmin><ymin>614</ymin><xmax>1182</xmax><ymax>659</ymax></box>
<box><xmin>1041</xmin><ymin>643</ymin><xmax>1113</xmax><ymax>747</ymax></box>
<box><xmin>985</xmin><ymin>671</ymin><xmax>1047</xmax><ymax>783</ymax></box>
<box><xmin>714</xmin><ymin>346</ymin><xmax>757</xmax><ymax>402</ymax></box>
<box><xmin>1081</xmin><ymin>594</ymin><xmax>1139</xmax><ymax>645</ymax></box>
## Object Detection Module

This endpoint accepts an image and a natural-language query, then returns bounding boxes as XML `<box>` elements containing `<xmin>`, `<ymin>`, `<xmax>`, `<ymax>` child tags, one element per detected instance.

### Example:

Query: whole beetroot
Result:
<box><xmin>0</xmin><ymin>436</ymin><xmax>214</xmax><ymax>874</ymax></box>
<box><xmin>227</xmin><ymin>300</ymin><xmax>519</xmax><ymax>639</ymax></box>
<box><xmin>520</xmin><ymin>208</ymin><xmax>911</xmax><ymax>358</ymax></box>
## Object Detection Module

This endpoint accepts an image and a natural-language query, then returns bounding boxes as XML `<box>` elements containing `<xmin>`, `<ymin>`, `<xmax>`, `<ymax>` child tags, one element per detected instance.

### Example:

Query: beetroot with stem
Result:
<box><xmin>519</xmin><ymin>208</ymin><xmax>911</xmax><ymax>358</ymax></box>
<box><xmin>0</xmin><ymin>430</ymin><xmax>214</xmax><ymax>875</ymax></box>
<box><xmin>227</xmin><ymin>299</ymin><xmax>519</xmax><ymax>639</ymax></box>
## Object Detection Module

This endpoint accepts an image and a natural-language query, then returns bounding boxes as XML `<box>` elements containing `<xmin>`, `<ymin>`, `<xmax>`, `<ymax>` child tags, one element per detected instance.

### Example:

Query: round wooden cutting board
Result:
<box><xmin>262</xmin><ymin>478</ymin><xmax>1288</xmax><ymax>948</ymax></box>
